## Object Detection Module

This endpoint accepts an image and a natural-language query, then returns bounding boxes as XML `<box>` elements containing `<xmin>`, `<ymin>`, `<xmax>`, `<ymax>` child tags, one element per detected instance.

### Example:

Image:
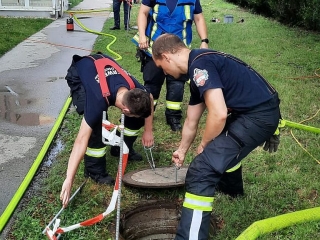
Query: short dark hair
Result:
<box><xmin>123</xmin><ymin>88</ymin><xmax>151</xmax><ymax>118</ymax></box>
<box><xmin>152</xmin><ymin>33</ymin><xmax>186</xmax><ymax>60</ymax></box>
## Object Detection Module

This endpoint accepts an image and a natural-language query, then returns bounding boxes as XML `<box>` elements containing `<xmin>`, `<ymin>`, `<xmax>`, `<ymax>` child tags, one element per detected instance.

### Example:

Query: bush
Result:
<box><xmin>225</xmin><ymin>0</ymin><xmax>320</xmax><ymax>31</ymax></box>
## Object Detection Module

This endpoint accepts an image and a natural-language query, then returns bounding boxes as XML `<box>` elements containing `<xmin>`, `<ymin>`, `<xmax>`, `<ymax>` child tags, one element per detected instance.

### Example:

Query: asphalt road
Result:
<box><xmin>0</xmin><ymin>0</ymin><xmax>112</xmax><ymax>237</ymax></box>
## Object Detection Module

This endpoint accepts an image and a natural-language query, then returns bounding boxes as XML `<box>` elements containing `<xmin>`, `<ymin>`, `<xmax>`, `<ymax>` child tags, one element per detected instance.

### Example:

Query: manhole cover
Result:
<box><xmin>122</xmin><ymin>166</ymin><xmax>188</xmax><ymax>188</ymax></box>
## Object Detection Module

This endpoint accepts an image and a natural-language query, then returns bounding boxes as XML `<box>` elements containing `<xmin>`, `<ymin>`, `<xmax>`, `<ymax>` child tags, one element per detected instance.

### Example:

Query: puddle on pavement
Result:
<box><xmin>0</xmin><ymin>87</ymin><xmax>54</xmax><ymax>126</ymax></box>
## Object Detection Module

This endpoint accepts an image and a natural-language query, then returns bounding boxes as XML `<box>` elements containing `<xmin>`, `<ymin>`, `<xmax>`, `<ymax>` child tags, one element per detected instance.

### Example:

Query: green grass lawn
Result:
<box><xmin>4</xmin><ymin>0</ymin><xmax>320</xmax><ymax>239</ymax></box>
<box><xmin>0</xmin><ymin>0</ymin><xmax>81</xmax><ymax>58</ymax></box>
<box><xmin>0</xmin><ymin>17</ymin><xmax>53</xmax><ymax>57</ymax></box>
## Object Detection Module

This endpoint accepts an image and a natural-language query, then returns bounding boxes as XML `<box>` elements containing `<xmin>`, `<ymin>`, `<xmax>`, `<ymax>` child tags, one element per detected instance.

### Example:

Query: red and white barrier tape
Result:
<box><xmin>44</xmin><ymin>118</ymin><xmax>129</xmax><ymax>238</ymax></box>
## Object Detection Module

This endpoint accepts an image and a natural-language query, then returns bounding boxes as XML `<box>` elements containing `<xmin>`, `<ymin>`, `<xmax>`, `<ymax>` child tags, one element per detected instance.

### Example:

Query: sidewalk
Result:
<box><xmin>0</xmin><ymin>0</ymin><xmax>112</xmax><ymax>236</ymax></box>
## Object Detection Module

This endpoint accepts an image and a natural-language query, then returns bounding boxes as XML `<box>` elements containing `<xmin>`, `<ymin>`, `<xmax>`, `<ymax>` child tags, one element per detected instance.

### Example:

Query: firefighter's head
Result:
<box><xmin>122</xmin><ymin>88</ymin><xmax>151</xmax><ymax>118</ymax></box>
<box><xmin>152</xmin><ymin>33</ymin><xmax>188</xmax><ymax>79</ymax></box>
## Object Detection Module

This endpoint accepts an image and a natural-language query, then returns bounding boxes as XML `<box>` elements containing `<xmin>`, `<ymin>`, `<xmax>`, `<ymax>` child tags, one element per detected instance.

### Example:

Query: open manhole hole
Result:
<box><xmin>115</xmin><ymin>200</ymin><xmax>219</xmax><ymax>240</ymax></box>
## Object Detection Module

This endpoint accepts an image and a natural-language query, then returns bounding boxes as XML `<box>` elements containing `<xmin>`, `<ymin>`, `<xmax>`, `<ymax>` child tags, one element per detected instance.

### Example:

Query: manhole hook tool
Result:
<box><xmin>144</xmin><ymin>145</ymin><xmax>156</xmax><ymax>170</ymax></box>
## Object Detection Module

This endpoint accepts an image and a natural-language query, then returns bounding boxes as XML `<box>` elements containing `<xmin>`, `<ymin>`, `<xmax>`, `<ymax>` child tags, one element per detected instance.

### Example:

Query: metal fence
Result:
<box><xmin>0</xmin><ymin>0</ymin><xmax>69</xmax><ymax>18</ymax></box>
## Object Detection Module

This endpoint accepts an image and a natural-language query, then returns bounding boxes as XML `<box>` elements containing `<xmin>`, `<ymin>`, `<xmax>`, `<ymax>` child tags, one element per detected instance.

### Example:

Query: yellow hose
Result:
<box><xmin>236</xmin><ymin>207</ymin><xmax>320</xmax><ymax>239</ymax></box>
<box><xmin>67</xmin><ymin>8</ymin><xmax>111</xmax><ymax>14</ymax></box>
<box><xmin>66</xmin><ymin>9</ymin><xmax>122</xmax><ymax>61</ymax></box>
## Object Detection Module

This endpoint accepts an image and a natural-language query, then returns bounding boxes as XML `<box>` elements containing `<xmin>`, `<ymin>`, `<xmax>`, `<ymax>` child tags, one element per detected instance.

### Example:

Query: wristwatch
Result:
<box><xmin>201</xmin><ymin>38</ymin><xmax>209</xmax><ymax>44</ymax></box>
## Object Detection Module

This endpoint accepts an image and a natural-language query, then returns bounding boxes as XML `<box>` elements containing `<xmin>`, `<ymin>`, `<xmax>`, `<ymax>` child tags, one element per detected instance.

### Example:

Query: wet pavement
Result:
<box><xmin>0</xmin><ymin>0</ymin><xmax>112</xmax><ymax>236</ymax></box>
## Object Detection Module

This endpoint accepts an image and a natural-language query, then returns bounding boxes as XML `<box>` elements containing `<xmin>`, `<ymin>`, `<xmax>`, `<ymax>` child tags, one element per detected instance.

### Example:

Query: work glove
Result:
<box><xmin>260</xmin><ymin>117</ymin><xmax>285</xmax><ymax>153</ymax></box>
<box><xmin>261</xmin><ymin>134</ymin><xmax>280</xmax><ymax>153</ymax></box>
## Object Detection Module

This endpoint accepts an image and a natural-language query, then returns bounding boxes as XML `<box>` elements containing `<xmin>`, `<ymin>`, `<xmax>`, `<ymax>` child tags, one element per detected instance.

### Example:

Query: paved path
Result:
<box><xmin>0</xmin><ymin>0</ymin><xmax>112</xmax><ymax>236</ymax></box>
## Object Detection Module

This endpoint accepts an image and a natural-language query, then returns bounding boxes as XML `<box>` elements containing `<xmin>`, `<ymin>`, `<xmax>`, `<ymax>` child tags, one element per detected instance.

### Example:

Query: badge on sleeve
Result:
<box><xmin>193</xmin><ymin>68</ymin><xmax>209</xmax><ymax>87</ymax></box>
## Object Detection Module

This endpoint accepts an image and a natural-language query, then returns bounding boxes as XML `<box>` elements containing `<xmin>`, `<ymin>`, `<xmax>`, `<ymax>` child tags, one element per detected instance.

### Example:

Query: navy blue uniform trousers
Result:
<box><xmin>143</xmin><ymin>55</ymin><xmax>188</xmax><ymax>120</ymax></box>
<box><xmin>175</xmin><ymin>93</ymin><xmax>280</xmax><ymax>240</ymax></box>
<box><xmin>84</xmin><ymin>113</ymin><xmax>144</xmax><ymax>176</ymax></box>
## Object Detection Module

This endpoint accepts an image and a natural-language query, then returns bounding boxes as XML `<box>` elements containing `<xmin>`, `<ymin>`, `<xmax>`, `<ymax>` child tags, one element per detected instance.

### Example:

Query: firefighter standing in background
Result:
<box><xmin>60</xmin><ymin>53</ymin><xmax>154</xmax><ymax>207</ymax></box>
<box><xmin>152</xmin><ymin>34</ymin><xmax>281</xmax><ymax>239</ymax></box>
<box><xmin>132</xmin><ymin>0</ymin><xmax>208</xmax><ymax>131</ymax></box>
<box><xmin>110</xmin><ymin>0</ymin><xmax>132</xmax><ymax>30</ymax></box>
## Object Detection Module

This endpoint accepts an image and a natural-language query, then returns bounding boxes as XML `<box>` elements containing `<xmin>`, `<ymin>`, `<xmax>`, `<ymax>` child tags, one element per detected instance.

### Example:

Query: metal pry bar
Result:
<box><xmin>42</xmin><ymin>179</ymin><xmax>87</xmax><ymax>235</ymax></box>
<box><xmin>116</xmin><ymin>114</ymin><xmax>125</xmax><ymax>240</ymax></box>
<box><xmin>144</xmin><ymin>145</ymin><xmax>156</xmax><ymax>170</ymax></box>
<box><xmin>175</xmin><ymin>166</ymin><xmax>178</xmax><ymax>183</ymax></box>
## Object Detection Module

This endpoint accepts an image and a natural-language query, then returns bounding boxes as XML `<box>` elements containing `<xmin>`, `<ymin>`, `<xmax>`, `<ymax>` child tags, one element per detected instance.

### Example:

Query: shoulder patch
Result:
<box><xmin>193</xmin><ymin>68</ymin><xmax>209</xmax><ymax>87</ymax></box>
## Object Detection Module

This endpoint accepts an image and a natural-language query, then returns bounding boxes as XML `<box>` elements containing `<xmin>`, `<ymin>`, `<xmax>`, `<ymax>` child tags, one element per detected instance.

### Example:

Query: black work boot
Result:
<box><xmin>166</xmin><ymin>118</ymin><xmax>182</xmax><ymax>131</ymax></box>
<box><xmin>110</xmin><ymin>26</ymin><xmax>120</xmax><ymax>30</ymax></box>
<box><xmin>110</xmin><ymin>146</ymin><xmax>143</xmax><ymax>161</ymax></box>
<box><xmin>84</xmin><ymin>169</ymin><xmax>115</xmax><ymax>185</ymax></box>
<box><xmin>217</xmin><ymin>166</ymin><xmax>244</xmax><ymax>198</ymax></box>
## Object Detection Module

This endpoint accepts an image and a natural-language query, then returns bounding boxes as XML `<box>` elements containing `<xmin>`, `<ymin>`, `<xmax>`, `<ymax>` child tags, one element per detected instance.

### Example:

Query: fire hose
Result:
<box><xmin>281</xmin><ymin>119</ymin><xmax>320</xmax><ymax>134</ymax></box>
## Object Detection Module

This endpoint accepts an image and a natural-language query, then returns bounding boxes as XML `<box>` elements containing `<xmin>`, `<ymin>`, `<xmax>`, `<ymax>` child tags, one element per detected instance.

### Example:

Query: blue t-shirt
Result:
<box><xmin>142</xmin><ymin>0</ymin><xmax>202</xmax><ymax>14</ymax></box>
<box><xmin>75</xmin><ymin>56</ymin><xmax>147</xmax><ymax>128</ymax></box>
<box><xmin>188</xmin><ymin>49</ymin><xmax>274</xmax><ymax>112</ymax></box>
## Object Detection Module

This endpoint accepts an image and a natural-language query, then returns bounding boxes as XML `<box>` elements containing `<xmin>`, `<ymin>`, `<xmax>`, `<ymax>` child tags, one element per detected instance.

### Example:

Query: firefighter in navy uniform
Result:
<box><xmin>152</xmin><ymin>34</ymin><xmax>281</xmax><ymax>239</ymax></box>
<box><xmin>132</xmin><ymin>0</ymin><xmax>208</xmax><ymax>131</ymax></box>
<box><xmin>60</xmin><ymin>53</ymin><xmax>154</xmax><ymax>207</ymax></box>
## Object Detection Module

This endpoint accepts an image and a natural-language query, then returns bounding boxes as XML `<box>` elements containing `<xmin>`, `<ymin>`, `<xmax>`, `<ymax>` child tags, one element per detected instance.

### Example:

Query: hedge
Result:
<box><xmin>226</xmin><ymin>0</ymin><xmax>320</xmax><ymax>31</ymax></box>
